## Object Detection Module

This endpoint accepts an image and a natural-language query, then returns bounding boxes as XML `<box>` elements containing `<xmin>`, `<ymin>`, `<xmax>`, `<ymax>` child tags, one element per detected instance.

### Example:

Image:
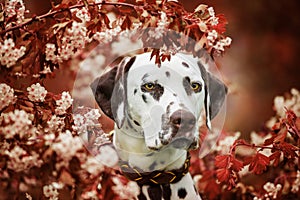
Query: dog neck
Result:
<box><xmin>113</xmin><ymin>119</ymin><xmax>188</xmax><ymax>172</ymax></box>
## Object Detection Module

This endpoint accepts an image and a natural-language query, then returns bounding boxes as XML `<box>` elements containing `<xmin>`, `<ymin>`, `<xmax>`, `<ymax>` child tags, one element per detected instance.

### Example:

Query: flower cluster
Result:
<box><xmin>292</xmin><ymin>171</ymin><xmax>300</xmax><ymax>193</ymax></box>
<box><xmin>55</xmin><ymin>91</ymin><xmax>73</xmax><ymax>115</ymax></box>
<box><xmin>4</xmin><ymin>0</ymin><xmax>26</xmax><ymax>24</ymax></box>
<box><xmin>0</xmin><ymin>109</ymin><xmax>32</xmax><ymax>139</ymax></box>
<box><xmin>111</xmin><ymin>176</ymin><xmax>140</xmax><ymax>200</ymax></box>
<box><xmin>0</xmin><ymin>83</ymin><xmax>15</xmax><ymax>110</ymax></box>
<box><xmin>73</xmin><ymin>108</ymin><xmax>101</xmax><ymax>132</ymax></box>
<box><xmin>0</xmin><ymin>38</ymin><xmax>26</xmax><ymax>68</ymax></box>
<box><xmin>43</xmin><ymin>182</ymin><xmax>63</xmax><ymax>200</ymax></box>
<box><xmin>27</xmin><ymin>83</ymin><xmax>47</xmax><ymax>102</ymax></box>
<box><xmin>5</xmin><ymin>145</ymin><xmax>43</xmax><ymax>172</ymax></box>
<box><xmin>46</xmin><ymin>21</ymin><xmax>89</xmax><ymax>63</ymax></box>
<box><xmin>52</xmin><ymin>130</ymin><xmax>83</xmax><ymax>164</ymax></box>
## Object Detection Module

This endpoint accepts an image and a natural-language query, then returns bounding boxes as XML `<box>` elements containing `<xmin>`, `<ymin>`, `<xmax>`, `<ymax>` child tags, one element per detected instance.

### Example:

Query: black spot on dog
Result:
<box><xmin>142</xmin><ymin>94</ymin><xmax>147</xmax><ymax>103</ymax></box>
<box><xmin>134</xmin><ymin>120</ymin><xmax>140</xmax><ymax>126</ymax></box>
<box><xmin>178</xmin><ymin>188</ymin><xmax>187</xmax><ymax>199</ymax></box>
<box><xmin>182</xmin><ymin>62</ymin><xmax>189</xmax><ymax>68</ymax></box>
<box><xmin>137</xmin><ymin>187</ymin><xmax>147</xmax><ymax>200</ymax></box>
<box><xmin>141</xmin><ymin>83</ymin><xmax>164</xmax><ymax>101</ymax></box>
<box><xmin>165</xmin><ymin>71</ymin><xmax>170</xmax><ymax>78</ymax></box>
<box><xmin>162</xmin><ymin>184</ymin><xmax>171</xmax><ymax>200</ymax></box>
<box><xmin>183</xmin><ymin>76</ymin><xmax>192</xmax><ymax>96</ymax></box>
<box><xmin>148</xmin><ymin>185</ymin><xmax>162</xmax><ymax>200</ymax></box>
<box><xmin>149</xmin><ymin>161</ymin><xmax>157</xmax><ymax>171</ymax></box>
<box><xmin>134</xmin><ymin>89</ymin><xmax>137</xmax><ymax>95</ymax></box>
<box><xmin>173</xmin><ymin>93</ymin><xmax>177</xmax><ymax>97</ymax></box>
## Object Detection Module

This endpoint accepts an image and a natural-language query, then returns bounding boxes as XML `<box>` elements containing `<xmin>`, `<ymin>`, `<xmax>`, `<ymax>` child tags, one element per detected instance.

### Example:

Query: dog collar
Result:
<box><xmin>119</xmin><ymin>152</ymin><xmax>191</xmax><ymax>185</ymax></box>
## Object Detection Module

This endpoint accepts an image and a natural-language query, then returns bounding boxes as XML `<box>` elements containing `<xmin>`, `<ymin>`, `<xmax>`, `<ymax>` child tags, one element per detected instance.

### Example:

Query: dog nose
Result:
<box><xmin>170</xmin><ymin>110</ymin><xmax>196</xmax><ymax>132</ymax></box>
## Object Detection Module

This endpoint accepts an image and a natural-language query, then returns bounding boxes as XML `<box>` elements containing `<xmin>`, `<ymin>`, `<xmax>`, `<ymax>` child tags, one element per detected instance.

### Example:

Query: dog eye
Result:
<box><xmin>142</xmin><ymin>83</ymin><xmax>155</xmax><ymax>91</ymax></box>
<box><xmin>191</xmin><ymin>82</ymin><xmax>202</xmax><ymax>92</ymax></box>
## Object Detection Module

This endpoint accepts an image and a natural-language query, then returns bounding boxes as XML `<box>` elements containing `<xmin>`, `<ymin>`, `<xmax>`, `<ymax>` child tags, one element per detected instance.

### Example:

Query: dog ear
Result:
<box><xmin>90</xmin><ymin>67</ymin><xmax>118</xmax><ymax>120</ymax></box>
<box><xmin>90</xmin><ymin>56</ymin><xmax>136</xmax><ymax>128</ymax></box>
<box><xmin>198</xmin><ymin>61</ymin><xmax>227</xmax><ymax>129</ymax></box>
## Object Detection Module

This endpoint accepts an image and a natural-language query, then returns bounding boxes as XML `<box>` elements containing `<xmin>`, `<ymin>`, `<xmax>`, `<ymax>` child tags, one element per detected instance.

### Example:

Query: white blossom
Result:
<box><xmin>27</xmin><ymin>83</ymin><xmax>47</xmax><ymax>102</ymax></box>
<box><xmin>112</xmin><ymin>177</ymin><xmax>140</xmax><ymax>200</ymax></box>
<box><xmin>214</xmin><ymin>132</ymin><xmax>241</xmax><ymax>154</ymax></box>
<box><xmin>47</xmin><ymin>115</ymin><xmax>65</xmax><ymax>132</ymax></box>
<box><xmin>55</xmin><ymin>91</ymin><xmax>73</xmax><ymax>115</ymax></box>
<box><xmin>72</xmin><ymin>7</ymin><xmax>91</xmax><ymax>23</ymax></box>
<box><xmin>263</xmin><ymin>182</ymin><xmax>282</xmax><ymax>199</ymax></box>
<box><xmin>0</xmin><ymin>109</ymin><xmax>32</xmax><ymax>139</ymax></box>
<box><xmin>0</xmin><ymin>38</ymin><xmax>26</xmax><ymax>68</ymax></box>
<box><xmin>52</xmin><ymin>130</ymin><xmax>83</xmax><ymax>163</ymax></box>
<box><xmin>207</xmin><ymin>30</ymin><xmax>218</xmax><ymax>46</ymax></box>
<box><xmin>273</xmin><ymin>88</ymin><xmax>300</xmax><ymax>117</ymax></box>
<box><xmin>81</xmin><ymin>155</ymin><xmax>105</xmax><ymax>176</ymax></box>
<box><xmin>291</xmin><ymin>170</ymin><xmax>300</xmax><ymax>193</ymax></box>
<box><xmin>0</xmin><ymin>83</ymin><xmax>15</xmax><ymax>110</ymax></box>
<box><xmin>4</xmin><ymin>0</ymin><xmax>26</xmax><ymax>23</ymax></box>
<box><xmin>43</xmin><ymin>182</ymin><xmax>63</xmax><ymax>200</ymax></box>
<box><xmin>5</xmin><ymin>146</ymin><xmax>43</xmax><ymax>172</ymax></box>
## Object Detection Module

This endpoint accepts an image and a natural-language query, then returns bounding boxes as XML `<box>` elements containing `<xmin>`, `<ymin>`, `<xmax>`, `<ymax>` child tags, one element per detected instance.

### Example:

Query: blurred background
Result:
<box><xmin>26</xmin><ymin>0</ymin><xmax>300</xmax><ymax>135</ymax></box>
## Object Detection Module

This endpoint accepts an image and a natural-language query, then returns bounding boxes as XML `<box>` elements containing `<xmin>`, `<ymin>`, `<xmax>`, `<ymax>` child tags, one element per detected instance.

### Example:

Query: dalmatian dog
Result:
<box><xmin>91</xmin><ymin>52</ymin><xmax>227</xmax><ymax>200</ymax></box>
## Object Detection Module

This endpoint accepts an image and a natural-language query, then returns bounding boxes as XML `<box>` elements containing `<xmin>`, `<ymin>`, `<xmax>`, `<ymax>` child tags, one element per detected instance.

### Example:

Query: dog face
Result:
<box><xmin>91</xmin><ymin>52</ymin><xmax>227</xmax><ymax>151</ymax></box>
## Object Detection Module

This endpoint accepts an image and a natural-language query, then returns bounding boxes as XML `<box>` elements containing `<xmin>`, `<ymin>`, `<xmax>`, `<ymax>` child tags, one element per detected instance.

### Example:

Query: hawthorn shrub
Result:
<box><xmin>0</xmin><ymin>0</ymin><xmax>299</xmax><ymax>200</ymax></box>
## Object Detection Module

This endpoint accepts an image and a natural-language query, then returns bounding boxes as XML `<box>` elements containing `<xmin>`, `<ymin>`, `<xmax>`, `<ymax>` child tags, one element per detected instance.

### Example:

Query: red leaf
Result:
<box><xmin>269</xmin><ymin>151</ymin><xmax>281</xmax><ymax>167</ymax></box>
<box><xmin>231</xmin><ymin>157</ymin><xmax>244</xmax><ymax>172</ymax></box>
<box><xmin>276</xmin><ymin>142</ymin><xmax>298</xmax><ymax>159</ymax></box>
<box><xmin>247</xmin><ymin>153</ymin><xmax>270</xmax><ymax>174</ymax></box>
<box><xmin>215</xmin><ymin>154</ymin><xmax>230</xmax><ymax>169</ymax></box>
<box><xmin>216</xmin><ymin>168</ymin><xmax>231</xmax><ymax>183</ymax></box>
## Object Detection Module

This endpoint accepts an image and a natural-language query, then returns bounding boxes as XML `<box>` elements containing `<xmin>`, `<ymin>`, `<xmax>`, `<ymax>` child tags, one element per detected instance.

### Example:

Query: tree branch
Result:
<box><xmin>0</xmin><ymin>1</ymin><xmax>137</xmax><ymax>35</ymax></box>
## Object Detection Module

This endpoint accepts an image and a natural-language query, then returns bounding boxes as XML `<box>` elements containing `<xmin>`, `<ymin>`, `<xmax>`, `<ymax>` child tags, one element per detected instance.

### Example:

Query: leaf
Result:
<box><xmin>269</xmin><ymin>151</ymin><xmax>281</xmax><ymax>167</ymax></box>
<box><xmin>216</xmin><ymin>168</ymin><xmax>231</xmax><ymax>183</ymax></box>
<box><xmin>247</xmin><ymin>153</ymin><xmax>270</xmax><ymax>175</ymax></box>
<box><xmin>231</xmin><ymin>157</ymin><xmax>244</xmax><ymax>172</ymax></box>
<box><xmin>215</xmin><ymin>154</ymin><xmax>230</xmax><ymax>169</ymax></box>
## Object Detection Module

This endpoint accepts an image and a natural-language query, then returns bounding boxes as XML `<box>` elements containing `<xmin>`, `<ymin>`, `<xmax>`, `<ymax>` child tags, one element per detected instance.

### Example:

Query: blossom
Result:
<box><xmin>55</xmin><ymin>91</ymin><xmax>73</xmax><ymax>115</ymax></box>
<box><xmin>273</xmin><ymin>88</ymin><xmax>300</xmax><ymax>117</ymax></box>
<box><xmin>0</xmin><ymin>83</ymin><xmax>15</xmax><ymax>110</ymax></box>
<box><xmin>0</xmin><ymin>38</ymin><xmax>26</xmax><ymax>68</ymax></box>
<box><xmin>0</xmin><ymin>109</ymin><xmax>32</xmax><ymax>139</ymax></box>
<box><xmin>45</xmin><ymin>43</ymin><xmax>59</xmax><ymax>63</ymax></box>
<box><xmin>291</xmin><ymin>171</ymin><xmax>300</xmax><ymax>193</ymax></box>
<box><xmin>47</xmin><ymin>115</ymin><xmax>65</xmax><ymax>132</ymax></box>
<box><xmin>263</xmin><ymin>182</ymin><xmax>282</xmax><ymax>199</ymax></box>
<box><xmin>81</xmin><ymin>155</ymin><xmax>105</xmax><ymax>176</ymax></box>
<box><xmin>27</xmin><ymin>83</ymin><xmax>47</xmax><ymax>102</ymax></box>
<box><xmin>207</xmin><ymin>30</ymin><xmax>218</xmax><ymax>46</ymax></box>
<box><xmin>213</xmin><ymin>37</ymin><xmax>232</xmax><ymax>52</ymax></box>
<box><xmin>72</xmin><ymin>7</ymin><xmax>91</xmax><ymax>23</ymax></box>
<box><xmin>43</xmin><ymin>182</ymin><xmax>63</xmax><ymax>200</ymax></box>
<box><xmin>46</xmin><ymin>21</ymin><xmax>89</xmax><ymax>63</ymax></box>
<box><xmin>52</xmin><ymin>130</ymin><xmax>83</xmax><ymax>162</ymax></box>
<box><xmin>4</xmin><ymin>0</ymin><xmax>26</xmax><ymax>23</ymax></box>
<box><xmin>5</xmin><ymin>146</ymin><xmax>43</xmax><ymax>172</ymax></box>
<box><xmin>214</xmin><ymin>132</ymin><xmax>241</xmax><ymax>154</ymax></box>
<box><xmin>112</xmin><ymin>177</ymin><xmax>140</xmax><ymax>200</ymax></box>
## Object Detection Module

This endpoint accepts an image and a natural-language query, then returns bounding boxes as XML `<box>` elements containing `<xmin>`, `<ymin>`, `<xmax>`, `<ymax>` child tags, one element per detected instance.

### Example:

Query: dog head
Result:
<box><xmin>91</xmin><ymin>52</ymin><xmax>227</xmax><ymax>151</ymax></box>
